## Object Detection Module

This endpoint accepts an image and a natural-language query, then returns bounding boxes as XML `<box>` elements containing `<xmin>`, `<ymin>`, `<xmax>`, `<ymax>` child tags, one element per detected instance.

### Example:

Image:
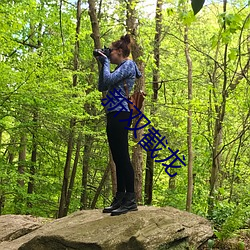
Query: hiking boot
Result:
<box><xmin>110</xmin><ymin>192</ymin><xmax>138</xmax><ymax>216</ymax></box>
<box><xmin>102</xmin><ymin>191</ymin><xmax>125</xmax><ymax>213</ymax></box>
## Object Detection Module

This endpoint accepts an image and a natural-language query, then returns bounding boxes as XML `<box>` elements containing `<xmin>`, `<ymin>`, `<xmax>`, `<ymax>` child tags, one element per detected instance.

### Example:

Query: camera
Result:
<box><xmin>93</xmin><ymin>46</ymin><xmax>111</xmax><ymax>58</ymax></box>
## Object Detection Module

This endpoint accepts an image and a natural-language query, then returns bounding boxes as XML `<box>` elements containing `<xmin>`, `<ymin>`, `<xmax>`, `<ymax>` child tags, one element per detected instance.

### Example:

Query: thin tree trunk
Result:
<box><xmin>208</xmin><ymin>0</ymin><xmax>227</xmax><ymax>216</ymax></box>
<box><xmin>88</xmin><ymin>0</ymin><xmax>101</xmax><ymax>49</ymax></box>
<box><xmin>58</xmin><ymin>119</ymin><xmax>75</xmax><ymax>218</ymax></box>
<box><xmin>169</xmin><ymin>93</ymin><xmax>176</xmax><ymax>189</ymax></box>
<box><xmin>80</xmin><ymin>135</ymin><xmax>92</xmax><ymax>210</ymax></box>
<box><xmin>87</xmin><ymin>0</ymin><xmax>117</xmax><ymax>199</ymax></box>
<box><xmin>7</xmin><ymin>137</ymin><xmax>15</xmax><ymax>164</ymax></box>
<box><xmin>15</xmin><ymin>135</ymin><xmax>27</xmax><ymax>214</ymax></box>
<box><xmin>18</xmin><ymin>135</ymin><xmax>26</xmax><ymax>187</ymax></box>
<box><xmin>0</xmin><ymin>129</ymin><xmax>5</xmax><ymax>214</ymax></box>
<box><xmin>144</xmin><ymin>0</ymin><xmax>163</xmax><ymax>205</ymax></box>
<box><xmin>64</xmin><ymin>0</ymin><xmax>82</xmax><ymax>216</ymax></box>
<box><xmin>207</xmin><ymin>13</ymin><xmax>220</xmax><ymax>211</ymax></box>
<box><xmin>126</xmin><ymin>0</ymin><xmax>145</xmax><ymax>203</ymax></box>
<box><xmin>72</xmin><ymin>0</ymin><xmax>81</xmax><ymax>88</ymax></box>
<box><xmin>27</xmin><ymin>3</ymin><xmax>43</xmax><ymax>205</ymax></box>
<box><xmin>80</xmin><ymin>0</ymin><xmax>101</xmax><ymax>210</ymax></box>
<box><xmin>91</xmin><ymin>163</ymin><xmax>110</xmax><ymax>209</ymax></box>
<box><xmin>144</xmin><ymin>157</ymin><xmax>153</xmax><ymax>204</ymax></box>
<box><xmin>0</xmin><ymin>193</ymin><xmax>4</xmax><ymax>215</ymax></box>
<box><xmin>184</xmin><ymin>25</ymin><xmax>193</xmax><ymax>212</ymax></box>
<box><xmin>27</xmin><ymin>21</ymin><xmax>36</xmax><ymax>205</ymax></box>
<box><xmin>27</xmin><ymin>111</ymin><xmax>38</xmax><ymax>207</ymax></box>
<box><xmin>109</xmin><ymin>150</ymin><xmax>117</xmax><ymax>195</ymax></box>
<box><xmin>28</xmin><ymin>131</ymin><xmax>36</xmax><ymax>194</ymax></box>
<box><xmin>64</xmin><ymin>133</ymin><xmax>82</xmax><ymax>215</ymax></box>
<box><xmin>229</xmin><ymin>136</ymin><xmax>242</xmax><ymax>203</ymax></box>
<box><xmin>58</xmin><ymin>0</ymin><xmax>81</xmax><ymax>218</ymax></box>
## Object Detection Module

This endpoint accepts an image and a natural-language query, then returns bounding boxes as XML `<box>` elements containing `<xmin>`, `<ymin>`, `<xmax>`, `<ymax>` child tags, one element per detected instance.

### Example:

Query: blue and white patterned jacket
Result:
<box><xmin>98</xmin><ymin>58</ymin><xmax>142</xmax><ymax>114</ymax></box>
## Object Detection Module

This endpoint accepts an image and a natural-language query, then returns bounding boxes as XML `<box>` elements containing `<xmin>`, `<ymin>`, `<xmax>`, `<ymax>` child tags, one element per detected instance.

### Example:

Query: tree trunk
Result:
<box><xmin>15</xmin><ymin>134</ymin><xmax>27</xmax><ymax>214</ymax></box>
<box><xmin>58</xmin><ymin>119</ymin><xmax>75</xmax><ymax>218</ymax></box>
<box><xmin>184</xmin><ymin>25</ymin><xmax>193</xmax><ymax>212</ymax></box>
<box><xmin>7</xmin><ymin>137</ymin><xmax>15</xmax><ymax>164</ymax></box>
<box><xmin>80</xmin><ymin>135</ymin><xmax>92</xmax><ymax>210</ymax></box>
<box><xmin>27</xmin><ymin>109</ymin><xmax>38</xmax><ymax>209</ymax></box>
<box><xmin>144</xmin><ymin>0</ymin><xmax>163</xmax><ymax>205</ymax></box>
<box><xmin>0</xmin><ymin>193</ymin><xmax>4</xmax><ymax>215</ymax></box>
<box><xmin>87</xmin><ymin>0</ymin><xmax>101</xmax><ymax>50</ymax></box>
<box><xmin>169</xmin><ymin>94</ymin><xmax>176</xmax><ymax>189</ymax></box>
<box><xmin>18</xmin><ymin>135</ymin><xmax>26</xmax><ymax>187</ymax></box>
<box><xmin>64</xmin><ymin>133</ymin><xmax>82</xmax><ymax>215</ymax></box>
<box><xmin>208</xmin><ymin>0</ymin><xmax>228</xmax><ymax>216</ymax></box>
<box><xmin>109</xmin><ymin>150</ymin><xmax>117</xmax><ymax>195</ymax></box>
<box><xmin>87</xmin><ymin>0</ymin><xmax>117</xmax><ymax>199</ymax></box>
<box><xmin>126</xmin><ymin>0</ymin><xmax>145</xmax><ymax>203</ymax></box>
<box><xmin>91</xmin><ymin>163</ymin><xmax>110</xmax><ymax>209</ymax></box>
<box><xmin>27</xmin><ymin>5</ymin><xmax>43</xmax><ymax>206</ymax></box>
<box><xmin>58</xmin><ymin>0</ymin><xmax>81</xmax><ymax>218</ymax></box>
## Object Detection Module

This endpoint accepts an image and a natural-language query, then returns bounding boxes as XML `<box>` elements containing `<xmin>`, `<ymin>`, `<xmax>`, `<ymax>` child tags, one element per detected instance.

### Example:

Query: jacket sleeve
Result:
<box><xmin>98</xmin><ymin>65</ymin><xmax>108</xmax><ymax>91</ymax></box>
<box><xmin>100</xmin><ymin>59</ymin><xmax>134</xmax><ymax>89</ymax></box>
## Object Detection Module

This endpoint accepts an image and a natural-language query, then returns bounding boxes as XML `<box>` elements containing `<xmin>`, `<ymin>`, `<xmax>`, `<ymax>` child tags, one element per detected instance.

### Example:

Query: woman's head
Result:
<box><xmin>109</xmin><ymin>34</ymin><xmax>131</xmax><ymax>64</ymax></box>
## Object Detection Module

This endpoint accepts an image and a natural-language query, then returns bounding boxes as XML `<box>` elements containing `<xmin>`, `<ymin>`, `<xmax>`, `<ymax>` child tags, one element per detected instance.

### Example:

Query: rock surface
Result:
<box><xmin>0</xmin><ymin>214</ymin><xmax>49</xmax><ymax>243</ymax></box>
<box><xmin>0</xmin><ymin>206</ymin><xmax>214</xmax><ymax>250</ymax></box>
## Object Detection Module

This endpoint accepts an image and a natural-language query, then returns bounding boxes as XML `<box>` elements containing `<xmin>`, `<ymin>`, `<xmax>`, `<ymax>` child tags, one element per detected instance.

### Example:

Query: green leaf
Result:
<box><xmin>181</xmin><ymin>10</ymin><xmax>196</xmax><ymax>26</ymax></box>
<box><xmin>191</xmin><ymin>0</ymin><xmax>205</xmax><ymax>15</ymax></box>
<box><xmin>228</xmin><ymin>48</ymin><xmax>238</xmax><ymax>61</ymax></box>
<box><xmin>208</xmin><ymin>239</ymin><xmax>215</xmax><ymax>249</ymax></box>
<box><xmin>214</xmin><ymin>231</ymin><xmax>223</xmax><ymax>240</ymax></box>
<box><xmin>221</xmin><ymin>29</ymin><xmax>232</xmax><ymax>44</ymax></box>
<box><xmin>167</xmin><ymin>8</ymin><xmax>174</xmax><ymax>16</ymax></box>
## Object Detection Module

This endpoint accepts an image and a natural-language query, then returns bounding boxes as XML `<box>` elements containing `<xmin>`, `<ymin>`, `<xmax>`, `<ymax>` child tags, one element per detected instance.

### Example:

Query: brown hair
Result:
<box><xmin>112</xmin><ymin>34</ymin><xmax>131</xmax><ymax>57</ymax></box>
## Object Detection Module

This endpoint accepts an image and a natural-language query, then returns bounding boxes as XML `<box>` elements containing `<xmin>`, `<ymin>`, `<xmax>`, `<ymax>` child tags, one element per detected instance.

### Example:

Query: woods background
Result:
<box><xmin>0</xmin><ymin>0</ymin><xmax>249</xmax><ymax>241</ymax></box>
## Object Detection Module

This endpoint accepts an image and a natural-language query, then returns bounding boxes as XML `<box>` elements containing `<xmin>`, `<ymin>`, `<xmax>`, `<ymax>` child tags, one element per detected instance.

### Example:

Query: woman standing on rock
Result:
<box><xmin>95</xmin><ymin>34</ymin><xmax>141</xmax><ymax>216</ymax></box>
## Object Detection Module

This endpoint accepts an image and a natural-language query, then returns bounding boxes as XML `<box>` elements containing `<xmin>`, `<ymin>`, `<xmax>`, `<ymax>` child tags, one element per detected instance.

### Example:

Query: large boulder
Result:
<box><xmin>0</xmin><ymin>214</ymin><xmax>49</xmax><ymax>243</ymax></box>
<box><xmin>0</xmin><ymin>206</ymin><xmax>214</xmax><ymax>250</ymax></box>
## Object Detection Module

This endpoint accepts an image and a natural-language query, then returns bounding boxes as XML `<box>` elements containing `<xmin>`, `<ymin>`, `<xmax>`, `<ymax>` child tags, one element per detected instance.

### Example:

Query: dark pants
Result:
<box><xmin>106</xmin><ymin>111</ymin><xmax>134</xmax><ymax>192</ymax></box>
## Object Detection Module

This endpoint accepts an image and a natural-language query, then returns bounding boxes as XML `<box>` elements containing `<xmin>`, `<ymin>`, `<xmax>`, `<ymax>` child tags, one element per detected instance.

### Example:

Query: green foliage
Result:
<box><xmin>0</xmin><ymin>1</ymin><xmax>249</xmax><ymax>238</ymax></box>
<box><xmin>210</xmin><ymin>200</ymin><xmax>236</xmax><ymax>226</ymax></box>
<box><xmin>214</xmin><ymin>204</ymin><xmax>250</xmax><ymax>240</ymax></box>
<box><xmin>238</xmin><ymin>241</ymin><xmax>245</xmax><ymax>250</ymax></box>
<box><xmin>207</xmin><ymin>239</ymin><xmax>215</xmax><ymax>249</ymax></box>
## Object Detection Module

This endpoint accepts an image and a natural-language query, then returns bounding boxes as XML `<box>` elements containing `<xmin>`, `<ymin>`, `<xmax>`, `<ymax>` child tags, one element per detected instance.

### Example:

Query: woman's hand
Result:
<box><xmin>96</xmin><ymin>51</ymin><xmax>108</xmax><ymax>64</ymax></box>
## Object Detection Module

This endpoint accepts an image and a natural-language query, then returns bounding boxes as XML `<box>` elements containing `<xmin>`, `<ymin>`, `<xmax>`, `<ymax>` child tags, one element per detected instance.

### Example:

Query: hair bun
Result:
<box><xmin>120</xmin><ymin>34</ymin><xmax>131</xmax><ymax>45</ymax></box>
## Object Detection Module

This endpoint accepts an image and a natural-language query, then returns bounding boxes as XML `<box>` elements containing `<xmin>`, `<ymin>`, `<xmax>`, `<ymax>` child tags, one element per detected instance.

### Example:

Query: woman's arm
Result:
<box><xmin>101</xmin><ymin>58</ymin><xmax>133</xmax><ymax>89</ymax></box>
<box><xmin>98</xmin><ymin>65</ymin><xmax>108</xmax><ymax>91</ymax></box>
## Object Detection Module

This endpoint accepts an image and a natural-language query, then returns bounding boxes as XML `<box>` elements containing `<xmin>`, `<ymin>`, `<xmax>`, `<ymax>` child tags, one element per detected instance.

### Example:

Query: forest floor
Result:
<box><xmin>200</xmin><ymin>230</ymin><xmax>250</xmax><ymax>249</ymax></box>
